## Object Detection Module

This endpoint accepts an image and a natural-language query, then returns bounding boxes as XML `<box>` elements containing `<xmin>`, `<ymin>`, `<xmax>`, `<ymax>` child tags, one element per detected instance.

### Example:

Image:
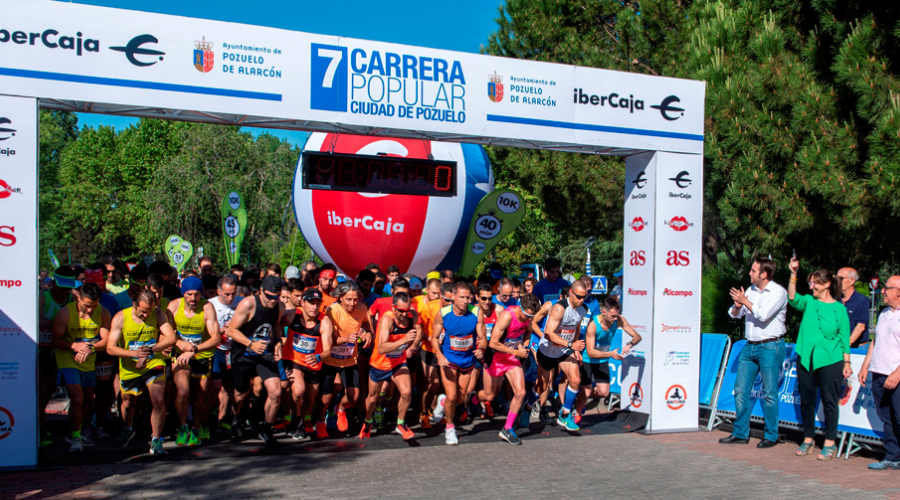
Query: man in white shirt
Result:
<box><xmin>859</xmin><ymin>275</ymin><xmax>900</xmax><ymax>470</ymax></box>
<box><xmin>719</xmin><ymin>257</ymin><xmax>787</xmax><ymax>449</ymax></box>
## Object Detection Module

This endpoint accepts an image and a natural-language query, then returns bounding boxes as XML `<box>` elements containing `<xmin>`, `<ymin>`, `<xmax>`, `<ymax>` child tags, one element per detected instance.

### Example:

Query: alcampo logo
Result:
<box><xmin>0</xmin><ymin>117</ymin><xmax>16</xmax><ymax>141</ymax></box>
<box><xmin>629</xmin><ymin>383</ymin><xmax>643</xmax><ymax>409</ymax></box>
<box><xmin>193</xmin><ymin>36</ymin><xmax>214</xmax><ymax>73</ymax></box>
<box><xmin>110</xmin><ymin>34</ymin><xmax>165</xmax><ymax>67</ymax></box>
<box><xmin>628</xmin><ymin>288</ymin><xmax>647</xmax><ymax>297</ymax></box>
<box><xmin>488</xmin><ymin>72</ymin><xmax>504</xmax><ymax>102</ymax></box>
<box><xmin>0</xmin><ymin>179</ymin><xmax>22</xmax><ymax>199</ymax></box>
<box><xmin>665</xmin><ymin>385</ymin><xmax>686</xmax><ymax>410</ymax></box>
<box><xmin>0</xmin><ymin>406</ymin><xmax>14</xmax><ymax>440</ymax></box>
<box><xmin>663</xmin><ymin>288</ymin><xmax>693</xmax><ymax>297</ymax></box>
<box><xmin>327</xmin><ymin>211</ymin><xmax>404</xmax><ymax>235</ymax></box>
<box><xmin>651</xmin><ymin>95</ymin><xmax>685</xmax><ymax>121</ymax></box>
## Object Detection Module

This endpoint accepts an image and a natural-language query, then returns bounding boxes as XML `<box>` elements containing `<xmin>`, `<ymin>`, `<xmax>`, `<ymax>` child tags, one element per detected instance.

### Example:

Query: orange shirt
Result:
<box><xmin>370</xmin><ymin>311</ymin><xmax>415</xmax><ymax>371</ymax></box>
<box><xmin>323</xmin><ymin>301</ymin><xmax>368</xmax><ymax>368</ymax></box>
<box><xmin>418</xmin><ymin>299</ymin><xmax>442</xmax><ymax>353</ymax></box>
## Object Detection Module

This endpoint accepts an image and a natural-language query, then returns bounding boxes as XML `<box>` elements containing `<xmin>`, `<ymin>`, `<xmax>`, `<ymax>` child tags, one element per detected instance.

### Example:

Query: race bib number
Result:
<box><xmin>246</xmin><ymin>327</ymin><xmax>271</xmax><ymax>357</ymax></box>
<box><xmin>598</xmin><ymin>344</ymin><xmax>611</xmax><ymax>352</ymax></box>
<box><xmin>178</xmin><ymin>331</ymin><xmax>202</xmax><ymax>345</ymax></box>
<box><xmin>449</xmin><ymin>335</ymin><xmax>474</xmax><ymax>352</ymax></box>
<box><xmin>331</xmin><ymin>342</ymin><xmax>355</xmax><ymax>359</ymax></box>
<box><xmin>559</xmin><ymin>328</ymin><xmax>576</xmax><ymax>342</ymax></box>
<box><xmin>386</xmin><ymin>343</ymin><xmax>407</xmax><ymax>359</ymax></box>
<box><xmin>128</xmin><ymin>339</ymin><xmax>156</xmax><ymax>360</ymax></box>
<box><xmin>96</xmin><ymin>360</ymin><xmax>115</xmax><ymax>380</ymax></box>
<box><xmin>293</xmin><ymin>334</ymin><xmax>318</xmax><ymax>354</ymax></box>
<box><xmin>39</xmin><ymin>329</ymin><xmax>52</xmax><ymax>347</ymax></box>
<box><xmin>504</xmin><ymin>338</ymin><xmax>521</xmax><ymax>349</ymax></box>
<box><xmin>485</xmin><ymin>323</ymin><xmax>494</xmax><ymax>341</ymax></box>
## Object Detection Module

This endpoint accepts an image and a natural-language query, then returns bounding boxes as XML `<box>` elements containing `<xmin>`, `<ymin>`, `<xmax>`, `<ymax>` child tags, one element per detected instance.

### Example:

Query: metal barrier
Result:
<box><xmin>699</xmin><ymin>334</ymin><xmax>732</xmax><ymax>431</ymax></box>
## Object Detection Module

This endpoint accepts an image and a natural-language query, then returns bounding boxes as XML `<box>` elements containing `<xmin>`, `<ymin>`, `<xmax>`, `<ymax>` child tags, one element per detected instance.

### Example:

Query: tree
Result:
<box><xmin>38</xmin><ymin>110</ymin><xmax>78</xmax><ymax>270</ymax></box>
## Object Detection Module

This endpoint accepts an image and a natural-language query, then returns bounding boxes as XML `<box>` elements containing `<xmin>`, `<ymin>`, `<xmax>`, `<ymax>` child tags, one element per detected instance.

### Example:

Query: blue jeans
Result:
<box><xmin>733</xmin><ymin>339</ymin><xmax>785</xmax><ymax>441</ymax></box>
<box><xmin>872</xmin><ymin>373</ymin><xmax>900</xmax><ymax>462</ymax></box>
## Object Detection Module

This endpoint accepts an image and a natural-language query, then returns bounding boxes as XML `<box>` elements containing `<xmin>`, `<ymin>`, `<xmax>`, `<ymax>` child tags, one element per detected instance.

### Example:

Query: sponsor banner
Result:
<box><xmin>621</xmin><ymin>153</ymin><xmax>657</xmax><ymax>414</ymax></box>
<box><xmin>165</xmin><ymin>235</ymin><xmax>193</xmax><ymax>273</ymax></box>
<box><xmin>0</xmin><ymin>2</ymin><xmax>704</xmax><ymax>155</ymax></box>
<box><xmin>458</xmin><ymin>189</ymin><xmax>525</xmax><ymax>276</ymax></box>
<box><xmin>221</xmin><ymin>190</ymin><xmax>247</xmax><ymax>267</ymax></box>
<box><xmin>0</xmin><ymin>95</ymin><xmax>37</xmax><ymax>467</ymax></box>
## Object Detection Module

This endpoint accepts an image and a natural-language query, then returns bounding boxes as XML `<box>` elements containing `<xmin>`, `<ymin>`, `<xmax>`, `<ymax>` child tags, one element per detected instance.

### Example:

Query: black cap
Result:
<box><xmin>261</xmin><ymin>275</ymin><xmax>283</xmax><ymax>294</ymax></box>
<box><xmin>302</xmin><ymin>288</ymin><xmax>323</xmax><ymax>302</ymax></box>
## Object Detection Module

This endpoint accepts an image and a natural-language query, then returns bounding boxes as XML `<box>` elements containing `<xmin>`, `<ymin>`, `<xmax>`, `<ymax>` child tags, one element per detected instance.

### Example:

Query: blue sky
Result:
<box><xmin>67</xmin><ymin>0</ymin><xmax>503</xmax><ymax>147</ymax></box>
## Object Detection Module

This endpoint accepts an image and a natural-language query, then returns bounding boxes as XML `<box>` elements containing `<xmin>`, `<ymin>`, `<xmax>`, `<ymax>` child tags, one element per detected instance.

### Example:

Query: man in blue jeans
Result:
<box><xmin>720</xmin><ymin>257</ymin><xmax>788</xmax><ymax>448</ymax></box>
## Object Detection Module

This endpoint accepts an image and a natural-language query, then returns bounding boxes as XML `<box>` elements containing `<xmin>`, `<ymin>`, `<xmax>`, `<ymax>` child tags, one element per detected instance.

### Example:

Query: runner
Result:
<box><xmin>485</xmin><ymin>293</ymin><xmax>540</xmax><ymax>445</ymax></box>
<box><xmin>51</xmin><ymin>283</ymin><xmax>111</xmax><ymax>452</ymax></box>
<box><xmin>472</xmin><ymin>282</ymin><xmax>503</xmax><ymax>420</ymax></box>
<box><xmin>360</xmin><ymin>293</ymin><xmax>419</xmax><ymax>440</ymax></box>
<box><xmin>431</xmin><ymin>282</ymin><xmax>487</xmax><ymax>445</ymax></box>
<box><xmin>356</xmin><ymin>269</ymin><xmax>379</xmax><ymax>307</ymax></box>
<box><xmin>537</xmin><ymin>281</ymin><xmax>589</xmax><ymax>431</ymax></box>
<box><xmin>280</xmin><ymin>287</ymin><xmax>333</xmax><ymax>441</ymax></box>
<box><xmin>383</xmin><ymin>265</ymin><xmax>400</xmax><ymax>294</ymax></box>
<box><xmin>209</xmin><ymin>274</ymin><xmax>241</xmax><ymax>433</ymax></box>
<box><xmin>416</xmin><ymin>279</ymin><xmax>449</xmax><ymax>428</ymax></box>
<box><xmin>533</xmin><ymin>258</ymin><xmax>570</xmax><ymax>304</ymax></box>
<box><xmin>314</xmin><ymin>264</ymin><xmax>338</xmax><ymax>317</ymax></box>
<box><xmin>168</xmin><ymin>276</ymin><xmax>221</xmax><ymax>447</ymax></box>
<box><xmin>37</xmin><ymin>266</ymin><xmax>77</xmax><ymax>447</ymax></box>
<box><xmin>226</xmin><ymin>275</ymin><xmax>287</xmax><ymax>446</ymax></box>
<box><xmin>527</xmin><ymin>286</ymin><xmax>569</xmax><ymax>424</ymax></box>
<box><xmin>319</xmin><ymin>281</ymin><xmax>372</xmax><ymax>438</ymax></box>
<box><xmin>493</xmin><ymin>278</ymin><xmax>519</xmax><ymax>307</ymax></box>
<box><xmin>106</xmin><ymin>289</ymin><xmax>177</xmax><ymax>455</ymax></box>
<box><xmin>365</xmin><ymin>277</ymin><xmax>413</xmax><ymax>427</ymax></box>
<box><xmin>581</xmin><ymin>297</ymin><xmax>642</xmax><ymax>417</ymax></box>
<box><xmin>511</xmin><ymin>278</ymin><xmax>522</xmax><ymax>301</ymax></box>
<box><xmin>101</xmin><ymin>256</ymin><xmax>129</xmax><ymax>295</ymax></box>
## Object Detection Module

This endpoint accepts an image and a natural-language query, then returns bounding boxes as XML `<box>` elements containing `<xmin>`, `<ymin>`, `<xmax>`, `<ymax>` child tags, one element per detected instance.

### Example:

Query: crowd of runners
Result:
<box><xmin>39</xmin><ymin>256</ymin><xmax>639</xmax><ymax>455</ymax></box>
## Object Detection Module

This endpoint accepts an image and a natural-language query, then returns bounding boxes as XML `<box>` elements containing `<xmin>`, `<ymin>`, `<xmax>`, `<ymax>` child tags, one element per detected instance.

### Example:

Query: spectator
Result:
<box><xmin>788</xmin><ymin>257</ymin><xmax>851</xmax><ymax>460</ymax></box>
<box><xmin>837</xmin><ymin>267</ymin><xmax>870</xmax><ymax>348</ymax></box>
<box><xmin>533</xmin><ymin>258</ymin><xmax>570</xmax><ymax>304</ymax></box>
<box><xmin>859</xmin><ymin>275</ymin><xmax>900</xmax><ymax>470</ymax></box>
<box><xmin>719</xmin><ymin>257</ymin><xmax>787</xmax><ymax>449</ymax></box>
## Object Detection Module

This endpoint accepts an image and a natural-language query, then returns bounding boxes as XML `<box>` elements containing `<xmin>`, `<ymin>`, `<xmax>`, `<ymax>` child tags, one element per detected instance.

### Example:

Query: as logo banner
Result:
<box><xmin>221</xmin><ymin>190</ymin><xmax>247</xmax><ymax>267</ymax></box>
<box><xmin>458</xmin><ymin>189</ymin><xmax>525</xmax><ymax>276</ymax></box>
<box><xmin>165</xmin><ymin>235</ymin><xmax>193</xmax><ymax>273</ymax></box>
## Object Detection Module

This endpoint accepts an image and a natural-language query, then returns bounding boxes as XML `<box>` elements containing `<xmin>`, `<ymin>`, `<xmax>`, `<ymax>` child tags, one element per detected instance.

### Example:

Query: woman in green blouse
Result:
<box><xmin>788</xmin><ymin>257</ymin><xmax>851</xmax><ymax>460</ymax></box>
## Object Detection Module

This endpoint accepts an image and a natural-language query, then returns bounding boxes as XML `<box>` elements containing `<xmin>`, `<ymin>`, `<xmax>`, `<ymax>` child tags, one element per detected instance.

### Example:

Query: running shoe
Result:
<box><xmin>200</xmin><ymin>424</ymin><xmax>210</xmax><ymax>441</ymax></box>
<box><xmin>337</xmin><ymin>410</ymin><xmax>349</xmax><ymax>432</ymax></box>
<box><xmin>39</xmin><ymin>431</ymin><xmax>53</xmax><ymax>448</ymax></box>
<box><xmin>231</xmin><ymin>417</ymin><xmax>243</xmax><ymax>440</ymax></box>
<box><xmin>66</xmin><ymin>433</ymin><xmax>96</xmax><ymax>447</ymax></box>
<box><xmin>358</xmin><ymin>422</ymin><xmax>372</xmax><ymax>439</ymax></box>
<box><xmin>573</xmin><ymin>411</ymin><xmax>582</xmax><ymax>425</ymax></box>
<box><xmin>325</xmin><ymin>411</ymin><xmax>337</xmax><ymax>430</ymax></box>
<box><xmin>176</xmin><ymin>425</ymin><xmax>189</xmax><ymax>446</ymax></box>
<box><xmin>374</xmin><ymin>408</ymin><xmax>384</xmax><ymax>429</ymax></box>
<box><xmin>481</xmin><ymin>401</ymin><xmax>495</xmax><ymax>419</ymax></box>
<box><xmin>273</xmin><ymin>419</ymin><xmax>289</xmax><ymax>432</ymax></box>
<box><xmin>149</xmin><ymin>437</ymin><xmax>167</xmax><ymax>455</ymax></box>
<box><xmin>531</xmin><ymin>402</ymin><xmax>542</xmax><ymax>419</ymax></box>
<box><xmin>540</xmin><ymin>408</ymin><xmax>554</xmax><ymax>425</ymax></box>
<box><xmin>92</xmin><ymin>426</ymin><xmax>111</xmax><ymax>441</ymax></box>
<box><xmin>259</xmin><ymin>423</ymin><xmax>278</xmax><ymax>447</ymax></box>
<box><xmin>420</xmin><ymin>411</ymin><xmax>433</xmax><ymax>429</ymax></box>
<box><xmin>868</xmin><ymin>460</ymin><xmax>900</xmax><ymax>470</ymax></box>
<box><xmin>290</xmin><ymin>425</ymin><xmax>310</xmax><ymax>441</ymax></box>
<box><xmin>187</xmin><ymin>428</ymin><xmax>202</xmax><ymax>446</ymax></box>
<box><xmin>394</xmin><ymin>424</ymin><xmax>414</xmax><ymax>440</ymax></box>
<box><xmin>217</xmin><ymin>420</ymin><xmax>232</xmax><ymax>432</ymax></box>
<box><xmin>433</xmin><ymin>395</ymin><xmax>446</xmax><ymax>421</ymax></box>
<box><xmin>557</xmin><ymin>411</ymin><xmax>580</xmax><ymax>431</ymax></box>
<box><xmin>116</xmin><ymin>428</ymin><xmax>137</xmax><ymax>448</ymax></box>
<box><xmin>444</xmin><ymin>426</ymin><xmax>459</xmax><ymax>445</ymax></box>
<box><xmin>304</xmin><ymin>419</ymin><xmax>315</xmax><ymax>435</ymax></box>
<box><xmin>69</xmin><ymin>436</ymin><xmax>83</xmax><ymax>453</ymax></box>
<box><xmin>316</xmin><ymin>421</ymin><xmax>329</xmax><ymax>439</ymax></box>
<box><xmin>499</xmin><ymin>428</ymin><xmax>522</xmax><ymax>445</ymax></box>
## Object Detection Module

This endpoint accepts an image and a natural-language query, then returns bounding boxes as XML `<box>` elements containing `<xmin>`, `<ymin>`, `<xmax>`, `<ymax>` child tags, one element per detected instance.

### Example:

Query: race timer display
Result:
<box><xmin>302</xmin><ymin>151</ymin><xmax>457</xmax><ymax>197</ymax></box>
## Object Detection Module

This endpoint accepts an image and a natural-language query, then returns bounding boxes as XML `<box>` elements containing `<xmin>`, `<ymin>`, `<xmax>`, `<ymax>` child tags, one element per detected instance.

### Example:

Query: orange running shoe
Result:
<box><xmin>337</xmin><ymin>410</ymin><xmax>349</xmax><ymax>432</ymax></box>
<box><xmin>482</xmin><ymin>401</ymin><xmax>495</xmax><ymax>419</ymax></box>
<box><xmin>395</xmin><ymin>424</ymin><xmax>414</xmax><ymax>440</ymax></box>
<box><xmin>573</xmin><ymin>411</ymin><xmax>582</xmax><ymax>425</ymax></box>
<box><xmin>358</xmin><ymin>422</ymin><xmax>371</xmax><ymax>439</ymax></box>
<box><xmin>420</xmin><ymin>411</ymin><xmax>433</xmax><ymax>429</ymax></box>
<box><xmin>304</xmin><ymin>420</ymin><xmax>315</xmax><ymax>434</ymax></box>
<box><xmin>316</xmin><ymin>421</ymin><xmax>329</xmax><ymax>440</ymax></box>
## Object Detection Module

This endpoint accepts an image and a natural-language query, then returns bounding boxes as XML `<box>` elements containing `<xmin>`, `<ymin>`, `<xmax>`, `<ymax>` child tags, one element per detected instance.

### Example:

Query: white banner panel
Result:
<box><xmin>0</xmin><ymin>1</ymin><xmax>705</xmax><ymax>154</ymax></box>
<box><xmin>649</xmin><ymin>152</ymin><xmax>703</xmax><ymax>430</ymax></box>
<box><xmin>0</xmin><ymin>94</ymin><xmax>38</xmax><ymax>467</ymax></box>
<box><xmin>621</xmin><ymin>152</ymin><xmax>657</xmax><ymax>414</ymax></box>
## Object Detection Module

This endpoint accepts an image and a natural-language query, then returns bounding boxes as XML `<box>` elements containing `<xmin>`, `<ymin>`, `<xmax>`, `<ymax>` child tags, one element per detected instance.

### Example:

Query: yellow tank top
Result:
<box><xmin>119</xmin><ymin>307</ymin><xmax>165</xmax><ymax>380</ymax></box>
<box><xmin>55</xmin><ymin>302</ymin><xmax>102</xmax><ymax>371</ymax></box>
<box><xmin>175</xmin><ymin>298</ymin><xmax>211</xmax><ymax>360</ymax></box>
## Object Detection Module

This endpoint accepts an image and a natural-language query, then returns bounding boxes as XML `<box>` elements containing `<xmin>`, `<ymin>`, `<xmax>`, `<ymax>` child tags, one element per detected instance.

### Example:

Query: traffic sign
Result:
<box><xmin>592</xmin><ymin>276</ymin><xmax>608</xmax><ymax>294</ymax></box>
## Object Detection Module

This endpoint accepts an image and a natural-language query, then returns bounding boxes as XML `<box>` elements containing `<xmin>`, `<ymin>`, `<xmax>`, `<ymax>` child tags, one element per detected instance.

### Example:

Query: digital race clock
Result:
<box><xmin>301</xmin><ymin>150</ymin><xmax>457</xmax><ymax>197</ymax></box>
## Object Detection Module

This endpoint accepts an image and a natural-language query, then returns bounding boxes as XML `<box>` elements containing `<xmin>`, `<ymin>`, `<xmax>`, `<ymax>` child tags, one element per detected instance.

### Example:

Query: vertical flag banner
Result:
<box><xmin>48</xmin><ymin>249</ymin><xmax>60</xmax><ymax>269</ymax></box>
<box><xmin>458</xmin><ymin>189</ymin><xmax>526</xmax><ymax>276</ymax></box>
<box><xmin>221</xmin><ymin>190</ymin><xmax>247</xmax><ymax>267</ymax></box>
<box><xmin>165</xmin><ymin>235</ymin><xmax>193</xmax><ymax>273</ymax></box>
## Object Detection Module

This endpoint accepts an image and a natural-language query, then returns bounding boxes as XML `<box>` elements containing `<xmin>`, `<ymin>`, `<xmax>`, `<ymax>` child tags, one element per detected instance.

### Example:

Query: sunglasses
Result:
<box><xmin>395</xmin><ymin>306</ymin><xmax>411</xmax><ymax>313</ymax></box>
<box><xmin>263</xmin><ymin>291</ymin><xmax>280</xmax><ymax>301</ymax></box>
<box><xmin>442</xmin><ymin>296</ymin><xmax>454</xmax><ymax>302</ymax></box>
<box><xmin>573</xmin><ymin>292</ymin><xmax>588</xmax><ymax>300</ymax></box>
<box><xmin>478</xmin><ymin>296</ymin><xmax>492</xmax><ymax>301</ymax></box>
<box><xmin>522</xmin><ymin>311</ymin><xmax>535</xmax><ymax>318</ymax></box>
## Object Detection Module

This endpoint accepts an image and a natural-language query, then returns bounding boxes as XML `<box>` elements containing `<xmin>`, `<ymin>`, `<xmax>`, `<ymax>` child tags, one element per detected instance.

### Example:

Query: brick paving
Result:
<box><xmin>3</xmin><ymin>429</ymin><xmax>899</xmax><ymax>500</ymax></box>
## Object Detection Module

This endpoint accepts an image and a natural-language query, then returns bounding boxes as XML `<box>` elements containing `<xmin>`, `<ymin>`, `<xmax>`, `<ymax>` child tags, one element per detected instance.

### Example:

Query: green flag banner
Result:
<box><xmin>221</xmin><ymin>190</ymin><xmax>248</xmax><ymax>267</ymax></box>
<box><xmin>48</xmin><ymin>249</ymin><xmax>60</xmax><ymax>270</ymax></box>
<box><xmin>165</xmin><ymin>235</ymin><xmax>194</xmax><ymax>273</ymax></box>
<box><xmin>459</xmin><ymin>189</ymin><xmax>526</xmax><ymax>277</ymax></box>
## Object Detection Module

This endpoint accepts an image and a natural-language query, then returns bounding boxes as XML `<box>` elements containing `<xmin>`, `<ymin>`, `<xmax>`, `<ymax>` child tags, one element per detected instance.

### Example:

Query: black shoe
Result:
<box><xmin>756</xmin><ymin>439</ymin><xmax>777</xmax><ymax>448</ymax></box>
<box><xmin>231</xmin><ymin>417</ymin><xmax>243</xmax><ymax>440</ymax></box>
<box><xmin>719</xmin><ymin>435</ymin><xmax>749</xmax><ymax>444</ymax></box>
<box><xmin>290</xmin><ymin>425</ymin><xmax>310</xmax><ymax>441</ymax></box>
<box><xmin>259</xmin><ymin>423</ymin><xmax>278</xmax><ymax>447</ymax></box>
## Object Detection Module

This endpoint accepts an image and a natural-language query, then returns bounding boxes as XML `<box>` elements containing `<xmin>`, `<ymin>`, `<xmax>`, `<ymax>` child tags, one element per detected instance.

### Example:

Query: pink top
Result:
<box><xmin>506</xmin><ymin>306</ymin><xmax>529</xmax><ymax>343</ymax></box>
<box><xmin>870</xmin><ymin>306</ymin><xmax>900</xmax><ymax>376</ymax></box>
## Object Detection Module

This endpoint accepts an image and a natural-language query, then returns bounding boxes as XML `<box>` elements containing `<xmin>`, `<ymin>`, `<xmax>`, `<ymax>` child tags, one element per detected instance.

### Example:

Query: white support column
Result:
<box><xmin>623</xmin><ymin>151</ymin><xmax>703</xmax><ymax>433</ymax></box>
<box><xmin>0</xmin><ymin>95</ymin><xmax>38</xmax><ymax>467</ymax></box>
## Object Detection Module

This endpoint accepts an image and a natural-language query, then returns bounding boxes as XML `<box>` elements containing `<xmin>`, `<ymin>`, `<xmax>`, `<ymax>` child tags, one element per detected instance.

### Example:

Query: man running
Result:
<box><xmin>432</xmin><ymin>282</ymin><xmax>486</xmax><ymax>445</ymax></box>
<box><xmin>473</xmin><ymin>283</ymin><xmax>503</xmax><ymax>419</ymax></box>
<box><xmin>416</xmin><ymin>279</ymin><xmax>450</xmax><ymax>428</ymax></box>
<box><xmin>527</xmin><ymin>286</ymin><xmax>569</xmax><ymax>424</ymax></box>
<box><xmin>493</xmin><ymin>278</ymin><xmax>520</xmax><ymax>308</ymax></box>
<box><xmin>365</xmin><ymin>278</ymin><xmax>413</xmax><ymax>427</ymax></box>
<box><xmin>314</xmin><ymin>265</ymin><xmax>338</xmax><ymax>317</ymax></box>
<box><xmin>106</xmin><ymin>289</ymin><xmax>177</xmax><ymax>455</ymax></box>
<box><xmin>227</xmin><ymin>275</ymin><xmax>287</xmax><ymax>446</ymax></box>
<box><xmin>485</xmin><ymin>293</ymin><xmax>540</xmax><ymax>445</ymax></box>
<box><xmin>537</xmin><ymin>281</ymin><xmax>589</xmax><ymax>431</ymax></box>
<box><xmin>360</xmin><ymin>292</ymin><xmax>419</xmax><ymax>440</ymax></box>
<box><xmin>168</xmin><ymin>276</ymin><xmax>221</xmax><ymax>447</ymax></box>
<box><xmin>209</xmin><ymin>274</ymin><xmax>241</xmax><ymax>433</ymax></box>
<box><xmin>51</xmin><ymin>283</ymin><xmax>111</xmax><ymax>452</ymax></box>
<box><xmin>280</xmin><ymin>287</ymin><xmax>333</xmax><ymax>441</ymax></box>
<box><xmin>581</xmin><ymin>297</ymin><xmax>642</xmax><ymax>418</ymax></box>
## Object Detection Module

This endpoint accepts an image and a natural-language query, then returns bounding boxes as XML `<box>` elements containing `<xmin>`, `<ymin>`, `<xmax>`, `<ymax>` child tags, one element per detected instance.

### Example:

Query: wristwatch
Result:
<box><xmin>567</xmin><ymin>341</ymin><xmax>573</xmax><ymax>348</ymax></box>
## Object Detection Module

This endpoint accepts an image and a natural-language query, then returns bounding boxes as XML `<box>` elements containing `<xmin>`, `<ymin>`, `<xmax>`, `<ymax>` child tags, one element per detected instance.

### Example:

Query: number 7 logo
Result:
<box><xmin>311</xmin><ymin>43</ymin><xmax>348</xmax><ymax>112</ymax></box>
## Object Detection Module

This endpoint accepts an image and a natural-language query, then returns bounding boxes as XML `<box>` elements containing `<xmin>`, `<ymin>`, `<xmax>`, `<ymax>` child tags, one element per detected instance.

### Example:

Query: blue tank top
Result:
<box><xmin>584</xmin><ymin>316</ymin><xmax>619</xmax><ymax>364</ymax></box>
<box><xmin>440</xmin><ymin>305</ymin><xmax>478</xmax><ymax>368</ymax></box>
